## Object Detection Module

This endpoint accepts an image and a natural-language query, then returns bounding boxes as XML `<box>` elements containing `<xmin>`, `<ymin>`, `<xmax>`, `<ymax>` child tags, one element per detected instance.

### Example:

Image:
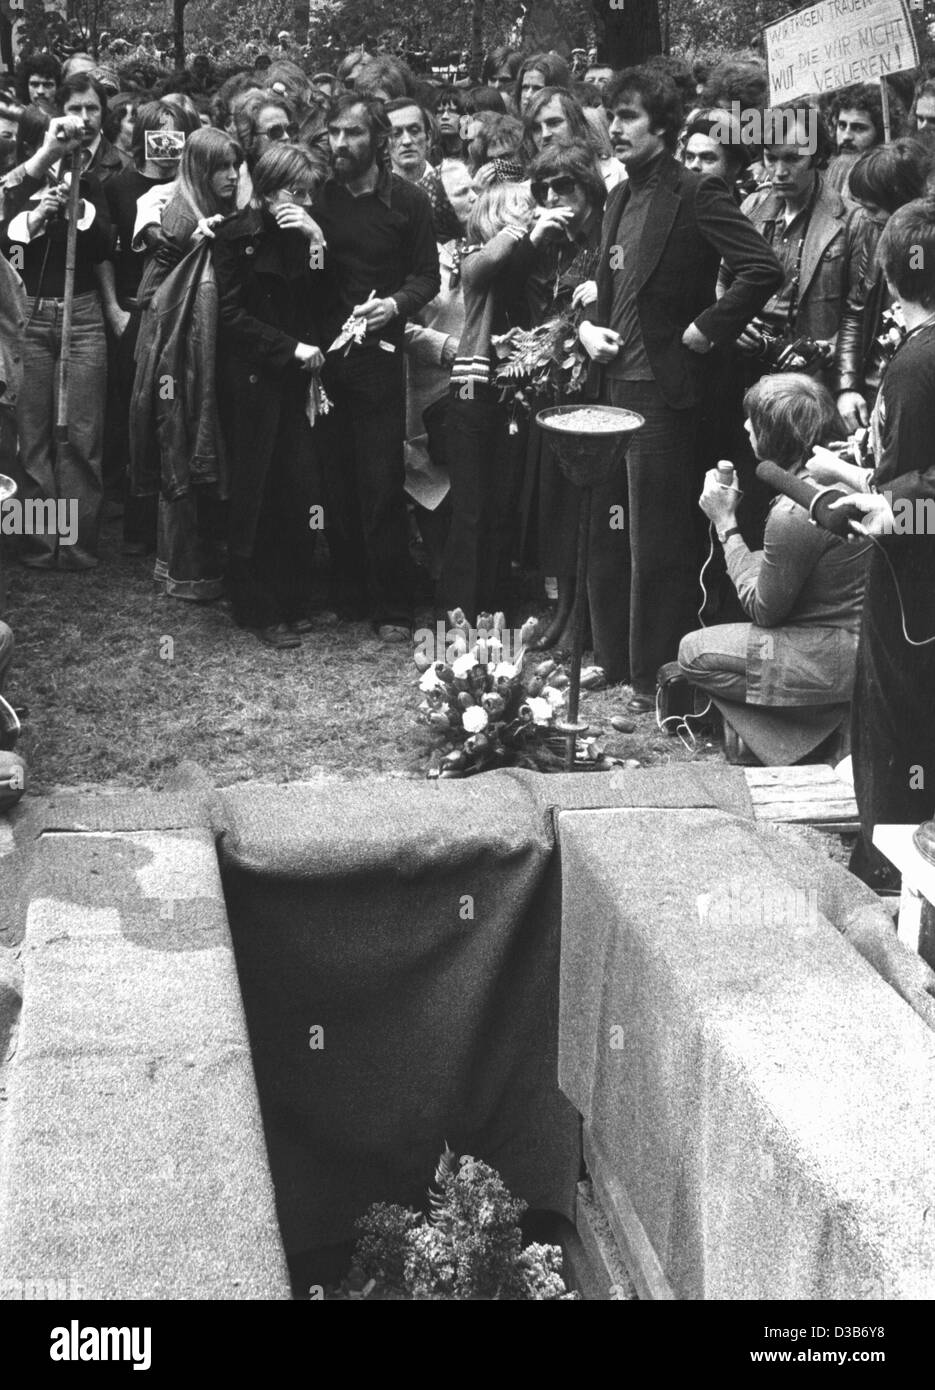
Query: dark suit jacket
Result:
<box><xmin>86</xmin><ymin>136</ymin><xmax>125</xmax><ymax>188</ymax></box>
<box><xmin>590</xmin><ymin>153</ymin><xmax>783</xmax><ymax>410</ymax></box>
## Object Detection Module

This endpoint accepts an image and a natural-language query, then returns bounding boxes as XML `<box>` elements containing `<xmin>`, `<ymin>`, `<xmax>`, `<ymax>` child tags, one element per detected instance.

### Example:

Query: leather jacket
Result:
<box><xmin>129</xmin><ymin>239</ymin><xmax>228</xmax><ymax>500</ymax></box>
<box><xmin>833</xmin><ymin>214</ymin><xmax>887</xmax><ymax>396</ymax></box>
<box><xmin>721</xmin><ymin>174</ymin><xmax>874</xmax><ymax>394</ymax></box>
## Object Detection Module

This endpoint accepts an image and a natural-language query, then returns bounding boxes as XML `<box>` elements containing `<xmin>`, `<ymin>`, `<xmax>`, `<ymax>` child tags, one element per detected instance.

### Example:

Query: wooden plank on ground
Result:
<box><xmin>743</xmin><ymin>764</ymin><xmax>858</xmax><ymax>828</ymax></box>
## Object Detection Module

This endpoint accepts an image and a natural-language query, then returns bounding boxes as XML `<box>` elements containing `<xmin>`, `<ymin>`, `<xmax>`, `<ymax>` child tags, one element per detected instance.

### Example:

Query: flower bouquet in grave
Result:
<box><xmin>491</xmin><ymin>311</ymin><xmax>590</xmax><ymax>402</ymax></box>
<box><xmin>415</xmin><ymin>609</ymin><xmax>611</xmax><ymax>778</ymax></box>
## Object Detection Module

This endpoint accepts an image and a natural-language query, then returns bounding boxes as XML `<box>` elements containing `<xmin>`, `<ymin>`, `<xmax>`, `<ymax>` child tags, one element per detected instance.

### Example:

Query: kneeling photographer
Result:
<box><xmin>677</xmin><ymin>374</ymin><xmax>871</xmax><ymax>764</ymax></box>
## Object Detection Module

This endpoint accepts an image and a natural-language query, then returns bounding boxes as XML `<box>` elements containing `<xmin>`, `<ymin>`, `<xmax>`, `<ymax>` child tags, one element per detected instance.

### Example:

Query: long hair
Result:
<box><xmin>132</xmin><ymin>98</ymin><xmax>200</xmax><ymax>169</ymax></box>
<box><xmin>174</xmin><ymin>127</ymin><xmax>243</xmax><ymax>220</ymax></box>
<box><xmin>522</xmin><ymin>86</ymin><xmax>594</xmax><ymax>162</ymax></box>
<box><xmin>466</xmin><ymin>180</ymin><xmax>535</xmax><ymax>244</ymax></box>
<box><xmin>529</xmin><ymin>140</ymin><xmax>606</xmax><ymax>215</ymax></box>
<box><xmin>231</xmin><ymin>89</ymin><xmax>295</xmax><ymax>165</ymax></box>
<box><xmin>515</xmin><ymin>52</ymin><xmax>570</xmax><ymax>111</ymax></box>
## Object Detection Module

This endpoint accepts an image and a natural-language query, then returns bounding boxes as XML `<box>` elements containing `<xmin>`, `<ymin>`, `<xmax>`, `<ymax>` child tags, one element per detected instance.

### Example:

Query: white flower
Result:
<box><xmin>462</xmin><ymin>706</ymin><xmax>489</xmax><ymax>734</ymax></box>
<box><xmin>452</xmin><ymin>651</ymin><xmax>477</xmax><ymax>679</ymax></box>
<box><xmin>474</xmin><ymin>637</ymin><xmax>503</xmax><ymax>660</ymax></box>
<box><xmin>419</xmin><ymin>667</ymin><xmax>447</xmax><ymax>693</ymax></box>
<box><xmin>526</xmin><ymin>696</ymin><xmax>553</xmax><ymax>726</ymax></box>
<box><xmin>492</xmin><ymin>661</ymin><xmax>517</xmax><ymax>680</ymax></box>
<box><xmin>543</xmin><ymin>685</ymin><xmax>566</xmax><ymax>708</ymax></box>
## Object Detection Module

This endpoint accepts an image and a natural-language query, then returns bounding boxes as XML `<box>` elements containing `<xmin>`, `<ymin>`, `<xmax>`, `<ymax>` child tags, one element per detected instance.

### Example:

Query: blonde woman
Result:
<box><xmin>439</xmin><ymin>179</ymin><xmax>554</xmax><ymax>618</ymax></box>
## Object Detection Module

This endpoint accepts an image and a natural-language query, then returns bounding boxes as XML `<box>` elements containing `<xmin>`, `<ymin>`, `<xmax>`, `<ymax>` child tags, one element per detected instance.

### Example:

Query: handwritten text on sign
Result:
<box><xmin>764</xmin><ymin>0</ymin><xmax>918</xmax><ymax>102</ymax></box>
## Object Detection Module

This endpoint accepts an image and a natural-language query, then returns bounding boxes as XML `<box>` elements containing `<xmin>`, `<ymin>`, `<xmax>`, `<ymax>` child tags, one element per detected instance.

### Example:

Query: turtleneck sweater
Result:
<box><xmin>605</xmin><ymin>147</ymin><xmax>668</xmax><ymax>380</ymax></box>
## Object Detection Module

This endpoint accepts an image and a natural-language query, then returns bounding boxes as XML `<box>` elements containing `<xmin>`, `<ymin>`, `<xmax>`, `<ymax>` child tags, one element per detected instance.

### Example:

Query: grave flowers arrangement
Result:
<box><xmin>345</xmin><ymin>1148</ymin><xmax>578</xmax><ymax>1300</ymax></box>
<box><xmin>415</xmin><ymin>609</ymin><xmax>608</xmax><ymax>777</ymax></box>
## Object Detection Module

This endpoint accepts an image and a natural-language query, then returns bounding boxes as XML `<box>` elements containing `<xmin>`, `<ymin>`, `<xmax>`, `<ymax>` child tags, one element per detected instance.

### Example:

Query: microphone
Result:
<box><xmin>755</xmin><ymin>459</ymin><xmax>868</xmax><ymax>539</ymax></box>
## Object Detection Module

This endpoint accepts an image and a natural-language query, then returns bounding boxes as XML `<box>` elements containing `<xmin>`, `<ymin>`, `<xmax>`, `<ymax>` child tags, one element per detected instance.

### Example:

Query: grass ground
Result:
<box><xmin>4</xmin><ymin>516</ymin><xmax>724</xmax><ymax>797</ymax></box>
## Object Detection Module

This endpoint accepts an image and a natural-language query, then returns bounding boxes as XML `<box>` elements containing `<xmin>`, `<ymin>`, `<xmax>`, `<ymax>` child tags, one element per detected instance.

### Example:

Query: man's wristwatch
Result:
<box><xmin>718</xmin><ymin>526</ymin><xmax>740</xmax><ymax>544</ymax></box>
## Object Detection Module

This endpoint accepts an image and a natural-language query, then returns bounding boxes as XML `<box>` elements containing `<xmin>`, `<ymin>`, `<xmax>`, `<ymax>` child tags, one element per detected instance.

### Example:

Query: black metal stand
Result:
<box><xmin>535</xmin><ymin>404</ymin><xmax>645</xmax><ymax>772</ymax></box>
<box><xmin>559</xmin><ymin>486</ymin><xmax>592</xmax><ymax>772</ymax></box>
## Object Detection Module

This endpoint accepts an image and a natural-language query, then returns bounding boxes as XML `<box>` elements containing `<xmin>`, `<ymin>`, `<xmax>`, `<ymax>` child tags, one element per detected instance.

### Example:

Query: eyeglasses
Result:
<box><xmin>262</xmin><ymin>122</ymin><xmax>298</xmax><ymax>141</ymax></box>
<box><xmin>284</xmin><ymin>187</ymin><xmax>314</xmax><ymax>204</ymax></box>
<box><xmin>531</xmin><ymin>174</ymin><xmax>578</xmax><ymax>204</ymax></box>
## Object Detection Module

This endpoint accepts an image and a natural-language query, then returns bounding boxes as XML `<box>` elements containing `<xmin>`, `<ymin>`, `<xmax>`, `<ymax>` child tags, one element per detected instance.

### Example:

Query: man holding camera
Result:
<box><xmin>725</xmin><ymin>105</ymin><xmax>872</xmax><ymax>433</ymax></box>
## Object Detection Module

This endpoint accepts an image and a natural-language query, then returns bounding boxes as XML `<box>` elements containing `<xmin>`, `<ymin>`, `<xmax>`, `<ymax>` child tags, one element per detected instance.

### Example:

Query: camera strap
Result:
<box><xmin>765</xmin><ymin>176</ymin><xmax>820</xmax><ymax>340</ymax></box>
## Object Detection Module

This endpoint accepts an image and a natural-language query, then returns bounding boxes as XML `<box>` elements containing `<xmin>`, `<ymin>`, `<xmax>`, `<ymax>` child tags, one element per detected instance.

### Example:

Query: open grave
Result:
<box><xmin>1</xmin><ymin>762</ymin><xmax>934</xmax><ymax>1299</ymax></box>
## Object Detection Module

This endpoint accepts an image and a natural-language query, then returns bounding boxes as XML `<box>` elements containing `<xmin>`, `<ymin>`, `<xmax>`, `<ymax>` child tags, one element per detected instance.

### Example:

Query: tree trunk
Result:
<box><xmin>522</xmin><ymin>0</ymin><xmax>571</xmax><ymax>56</ymax></box>
<box><xmin>470</xmin><ymin>0</ymin><xmax>484</xmax><ymax>81</ymax></box>
<box><xmin>173</xmin><ymin>0</ymin><xmax>186</xmax><ymax>69</ymax></box>
<box><xmin>590</xmin><ymin>0</ymin><xmax>662</xmax><ymax>67</ymax></box>
<box><xmin>293</xmin><ymin>0</ymin><xmax>309</xmax><ymax>44</ymax></box>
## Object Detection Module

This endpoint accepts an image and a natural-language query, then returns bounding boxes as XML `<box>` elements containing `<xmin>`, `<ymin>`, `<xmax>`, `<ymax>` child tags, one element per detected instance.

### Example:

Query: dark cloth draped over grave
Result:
<box><xmin>215</xmin><ymin>765</ymin><xmax>750</xmax><ymax>1258</ymax></box>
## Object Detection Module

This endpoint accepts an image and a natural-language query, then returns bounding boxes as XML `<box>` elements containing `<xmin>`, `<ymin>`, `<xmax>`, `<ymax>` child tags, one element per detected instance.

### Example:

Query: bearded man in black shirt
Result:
<box><xmin>312</xmin><ymin>94</ymin><xmax>440</xmax><ymax>642</ymax></box>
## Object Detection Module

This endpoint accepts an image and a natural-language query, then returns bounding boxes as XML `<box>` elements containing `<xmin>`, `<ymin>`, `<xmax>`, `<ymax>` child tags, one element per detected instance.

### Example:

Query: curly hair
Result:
<box><xmin>604</xmin><ymin>67</ymin><xmax>683</xmax><ymax>152</ymax></box>
<box><xmin>828</xmin><ymin>82</ymin><xmax>897</xmax><ymax>145</ymax></box>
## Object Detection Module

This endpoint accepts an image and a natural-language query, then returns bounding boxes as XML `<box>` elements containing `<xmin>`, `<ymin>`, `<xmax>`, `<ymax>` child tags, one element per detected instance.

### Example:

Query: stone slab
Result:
<box><xmin>557</xmin><ymin>806</ymin><xmax>935</xmax><ymax>1300</ymax></box>
<box><xmin>0</xmin><ymin>825</ymin><xmax>289</xmax><ymax>1300</ymax></box>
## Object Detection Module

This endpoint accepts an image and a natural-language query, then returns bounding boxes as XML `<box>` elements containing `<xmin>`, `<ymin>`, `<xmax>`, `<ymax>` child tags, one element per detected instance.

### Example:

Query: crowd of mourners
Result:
<box><xmin>0</xmin><ymin>33</ymin><xmax>933</xmax><ymax>890</ymax></box>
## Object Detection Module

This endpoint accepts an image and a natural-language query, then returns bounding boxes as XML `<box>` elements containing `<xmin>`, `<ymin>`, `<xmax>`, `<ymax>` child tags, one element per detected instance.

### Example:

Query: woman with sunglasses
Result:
<box><xmin>211</xmin><ymin>143</ymin><xmax>327</xmax><ymax>648</ymax></box>
<box><xmin>522</xmin><ymin>142</ymin><xmax>606</xmax><ymax>651</ymax></box>
<box><xmin>229</xmin><ymin>88</ymin><xmax>299</xmax><ymax>204</ymax></box>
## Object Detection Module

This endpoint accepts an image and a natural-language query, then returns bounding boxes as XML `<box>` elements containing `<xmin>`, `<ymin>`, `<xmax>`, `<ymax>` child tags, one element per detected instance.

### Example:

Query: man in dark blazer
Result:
<box><xmin>579</xmin><ymin>67</ymin><xmax>782</xmax><ymax>705</ymax></box>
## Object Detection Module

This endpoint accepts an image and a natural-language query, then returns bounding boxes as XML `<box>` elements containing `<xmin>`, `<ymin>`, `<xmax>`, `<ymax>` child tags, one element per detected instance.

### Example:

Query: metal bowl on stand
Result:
<box><xmin>535</xmin><ymin>407</ymin><xmax>644</xmax><ymax>770</ymax></box>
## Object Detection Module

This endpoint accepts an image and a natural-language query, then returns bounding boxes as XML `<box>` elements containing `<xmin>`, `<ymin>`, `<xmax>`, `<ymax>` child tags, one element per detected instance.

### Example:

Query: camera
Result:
<box><xmin>747</xmin><ymin>318</ymin><xmax>832</xmax><ymax>374</ymax></box>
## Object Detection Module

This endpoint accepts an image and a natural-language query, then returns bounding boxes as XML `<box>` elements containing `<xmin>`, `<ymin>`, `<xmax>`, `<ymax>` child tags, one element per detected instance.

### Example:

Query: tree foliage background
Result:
<box><xmin>16</xmin><ymin>0</ymin><xmax>935</xmax><ymax>70</ymax></box>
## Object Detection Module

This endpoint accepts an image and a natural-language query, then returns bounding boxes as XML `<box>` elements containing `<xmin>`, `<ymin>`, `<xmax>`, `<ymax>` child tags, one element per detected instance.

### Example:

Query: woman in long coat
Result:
<box><xmin>210</xmin><ymin>142</ymin><xmax>326</xmax><ymax>648</ymax></box>
<box><xmin>519</xmin><ymin>141</ymin><xmax>605</xmax><ymax>650</ymax></box>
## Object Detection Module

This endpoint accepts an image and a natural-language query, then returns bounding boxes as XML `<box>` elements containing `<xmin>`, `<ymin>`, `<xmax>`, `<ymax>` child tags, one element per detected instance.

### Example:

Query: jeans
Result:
<box><xmin>678</xmin><ymin>623</ymin><xmax>749</xmax><ymax>702</ymax></box>
<box><xmin>319</xmin><ymin>347</ymin><xmax>412</xmax><ymax>627</ymax></box>
<box><xmin>589</xmin><ymin>380</ymin><xmax>701</xmax><ymax>690</ymax></box>
<box><xmin>16</xmin><ymin>292</ymin><xmax>107</xmax><ymax>569</ymax></box>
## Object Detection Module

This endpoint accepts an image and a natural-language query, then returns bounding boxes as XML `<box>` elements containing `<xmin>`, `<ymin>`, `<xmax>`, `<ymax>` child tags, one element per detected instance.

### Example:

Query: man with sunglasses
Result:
<box><xmin>578</xmin><ymin>66</ymin><xmax>782</xmax><ymax>704</ymax></box>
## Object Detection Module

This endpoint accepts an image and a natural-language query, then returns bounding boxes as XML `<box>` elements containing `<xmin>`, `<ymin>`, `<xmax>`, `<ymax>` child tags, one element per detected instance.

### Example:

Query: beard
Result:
<box><xmin>331</xmin><ymin>143</ymin><xmax>374</xmax><ymax>181</ymax></box>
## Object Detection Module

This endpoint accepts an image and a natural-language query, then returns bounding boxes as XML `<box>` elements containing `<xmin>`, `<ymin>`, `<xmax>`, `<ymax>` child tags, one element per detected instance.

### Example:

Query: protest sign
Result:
<box><xmin>764</xmin><ymin>0</ymin><xmax>918</xmax><ymax>103</ymax></box>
